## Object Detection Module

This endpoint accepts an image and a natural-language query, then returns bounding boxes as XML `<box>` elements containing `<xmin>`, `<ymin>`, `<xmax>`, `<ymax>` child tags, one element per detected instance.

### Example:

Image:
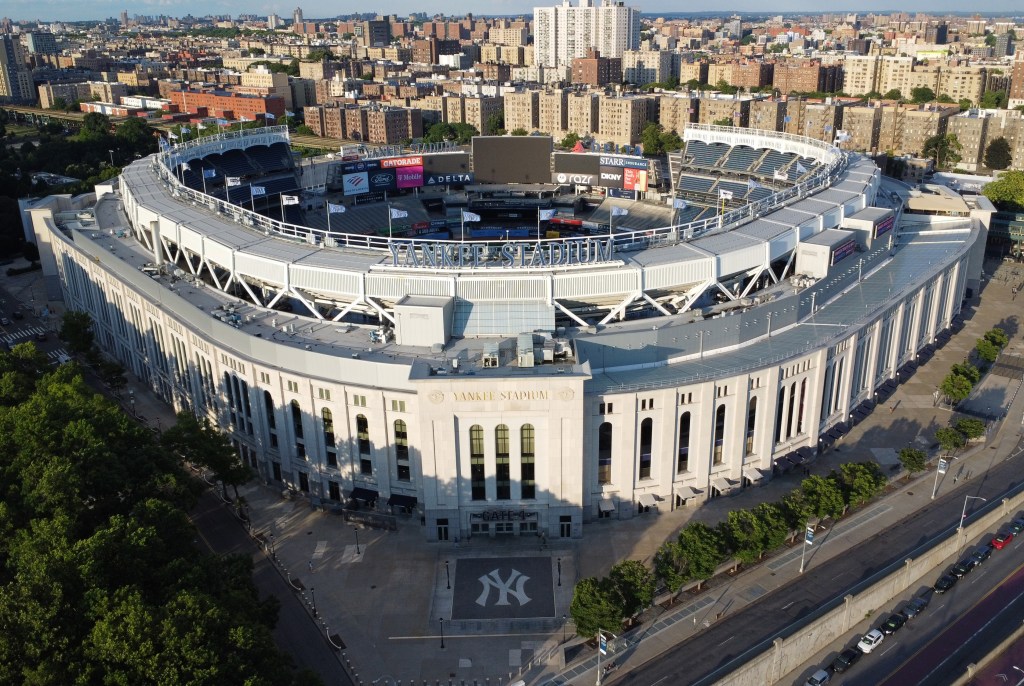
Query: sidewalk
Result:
<box><xmin>4</xmin><ymin>256</ymin><xmax>1021</xmax><ymax>686</ymax></box>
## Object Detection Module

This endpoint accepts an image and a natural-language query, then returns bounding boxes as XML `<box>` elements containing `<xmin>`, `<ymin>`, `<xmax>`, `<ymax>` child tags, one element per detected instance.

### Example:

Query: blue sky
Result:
<box><xmin>15</xmin><ymin>1</ymin><xmax>1024</xmax><ymax>23</ymax></box>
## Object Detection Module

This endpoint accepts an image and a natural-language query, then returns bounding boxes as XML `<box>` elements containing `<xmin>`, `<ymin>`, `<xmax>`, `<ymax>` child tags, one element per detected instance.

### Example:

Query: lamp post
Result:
<box><xmin>557</xmin><ymin>557</ymin><xmax>562</xmax><ymax>587</ymax></box>
<box><xmin>445</xmin><ymin>560</ymin><xmax>451</xmax><ymax>590</ymax></box>
<box><xmin>931</xmin><ymin>457</ymin><xmax>951</xmax><ymax>500</ymax></box>
<box><xmin>562</xmin><ymin>614</ymin><xmax>567</xmax><ymax>644</ymax></box>
<box><xmin>353</xmin><ymin>526</ymin><xmax>361</xmax><ymax>555</ymax></box>
<box><xmin>310</xmin><ymin>586</ymin><xmax>317</xmax><ymax>617</ymax></box>
<box><xmin>439</xmin><ymin>617</ymin><xmax>445</xmax><ymax>649</ymax></box>
<box><xmin>959</xmin><ymin>495</ymin><xmax>987</xmax><ymax>533</ymax></box>
<box><xmin>108</xmin><ymin>149</ymin><xmax>115</xmax><ymax>167</ymax></box>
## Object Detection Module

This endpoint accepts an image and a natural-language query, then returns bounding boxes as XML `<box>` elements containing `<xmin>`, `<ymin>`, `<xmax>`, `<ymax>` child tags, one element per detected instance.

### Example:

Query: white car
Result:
<box><xmin>857</xmin><ymin>628</ymin><xmax>885</xmax><ymax>654</ymax></box>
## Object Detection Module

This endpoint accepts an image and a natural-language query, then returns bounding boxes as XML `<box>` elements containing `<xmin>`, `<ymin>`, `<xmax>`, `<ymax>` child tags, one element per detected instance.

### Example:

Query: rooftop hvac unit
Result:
<box><xmin>517</xmin><ymin>333</ymin><xmax>535</xmax><ymax>368</ymax></box>
<box><xmin>482</xmin><ymin>342</ymin><xmax>500</xmax><ymax>368</ymax></box>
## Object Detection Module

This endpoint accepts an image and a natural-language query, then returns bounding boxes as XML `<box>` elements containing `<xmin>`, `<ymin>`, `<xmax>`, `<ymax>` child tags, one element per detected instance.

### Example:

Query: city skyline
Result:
<box><xmin>8</xmin><ymin>3</ymin><xmax>1024</xmax><ymax>24</ymax></box>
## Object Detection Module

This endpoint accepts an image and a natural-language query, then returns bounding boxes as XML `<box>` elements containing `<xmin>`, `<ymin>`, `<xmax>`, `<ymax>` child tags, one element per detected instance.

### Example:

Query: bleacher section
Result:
<box><xmin>684</xmin><ymin>140</ymin><xmax>729</xmax><ymax>167</ymax></box>
<box><xmin>677</xmin><ymin>174</ymin><xmax>715</xmax><ymax>193</ymax></box>
<box><xmin>721</xmin><ymin>146</ymin><xmax>759</xmax><ymax>172</ymax></box>
<box><xmin>202</xmin><ymin>150</ymin><xmax>260</xmax><ymax>178</ymax></box>
<box><xmin>244</xmin><ymin>143</ymin><xmax>294</xmax><ymax>175</ymax></box>
<box><xmin>754</xmin><ymin>150</ymin><xmax>795</xmax><ymax>177</ymax></box>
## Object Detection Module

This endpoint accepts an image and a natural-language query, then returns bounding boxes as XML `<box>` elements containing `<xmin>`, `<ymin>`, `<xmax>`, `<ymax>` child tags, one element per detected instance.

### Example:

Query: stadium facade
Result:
<box><xmin>30</xmin><ymin>124</ymin><xmax>986</xmax><ymax>541</ymax></box>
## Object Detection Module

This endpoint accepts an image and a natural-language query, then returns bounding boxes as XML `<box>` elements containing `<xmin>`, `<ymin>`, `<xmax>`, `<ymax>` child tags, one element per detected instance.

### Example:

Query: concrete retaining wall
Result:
<box><xmin>721</xmin><ymin>489</ymin><xmax>1024</xmax><ymax>685</ymax></box>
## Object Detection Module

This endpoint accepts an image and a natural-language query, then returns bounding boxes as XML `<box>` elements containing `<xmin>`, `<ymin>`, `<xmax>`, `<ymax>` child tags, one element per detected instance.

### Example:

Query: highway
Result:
<box><xmin>610</xmin><ymin>448</ymin><xmax>1024</xmax><ymax>686</ymax></box>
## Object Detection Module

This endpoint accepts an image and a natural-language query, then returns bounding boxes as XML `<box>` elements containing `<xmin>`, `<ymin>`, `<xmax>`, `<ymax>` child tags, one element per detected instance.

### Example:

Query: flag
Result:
<box><xmin>823</xmin><ymin>124</ymin><xmax>832</xmax><ymax>132</ymax></box>
<box><xmin>203</xmin><ymin>168</ymin><xmax>217</xmax><ymax>178</ymax></box>
<box><xmin>539</xmin><ymin>208</ymin><xmax>557</xmax><ymax>221</ymax></box>
<box><xmin>610</xmin><ymin>206</ymin><xmax>629</xmax><ymax>217</ymax></box>
<box><xmin>226</xmin><ymin>177</ymin><xmax>242</xmax><ymax>187</ymax></box>
<box><xmin>462</xmin><ymin>210</ymin><xmax>481</xmax><ymax>222</ymax></box>
<box><xmin>181</xmin><ymin>162</ymin><xmax>191</xmax><ymax>171</ymax></box>
<box><xmin>281</xmin><ymin>195</ymin><xmax>300</xmax><ymax>205</ymax></box>
<box><xmin>217</xmin><ymin>118</ymin><xmax>229</xmax><ymax>126</ymax></box>
<box><xmin>719</xmin><ymin>188</ymin><xmax>734</xmax><ymax>200</ymax></box>
<box><xmin>774</xmin><ymin>169</ymin><xmax>788</xmax><ymax>181</ymax></box>
<box><xmin>250</xmin><ymin>186</ymin><xmax>266</xmax><ymax>196</ymax></box>
<box><xmin>240</xmin><ymin>116</ymin><xmax>251</xmax><ymax>122</ymax></box>
<box><xmin>389</xmin><ymin>208</ymin><xmax>409</xmax><ymax>219</ymax></box>
<box><xmin>168</xmin><ymin>131</ymin><xmax>178</xmax><ymax>139</ymax></box>
<box><xmin>783</xmin><ymin>115</ymin><xmax>792</xmax><ymax>123</ymax></box>
<box><xmin>673</xmin><ymin>198</ymin><xmax>688</xmax><ymax>210</ymax></box>
<box><xmin>265</xmin><ymin>112</ymin><xmax>276</xmax><ymax>120</ymax></box>
<box><xmin>197</xmin><ymin>121</ymin><xmax>207</xmax><ymax>129</ymax></box>
<box><xmin>796</xmin><ymin>162</ymin><xmax>808</xmax><ymax>174</ymax></box>
<box><xmin>747</xmin><ymin>179</ymin><xmax>763</xmax><ymax>191</ymax></box>
<box><xmin>181</xmin><ymin>126</ymin><xmax>190</xmax><ymax>134</ymax></box>
<box><xmin>285</xmin><ymin>110</ymin><xmax>295</xmax><ymax>117</ymax></box>
<box><xmin>158</xmin><ymin>137</ymin><xmax>169</xmax><ymax>150</ymax></box>
<box><xmin>327</xmin><ymin>202</ymin><xmax>346</xmax><ymax>214</ymax></box>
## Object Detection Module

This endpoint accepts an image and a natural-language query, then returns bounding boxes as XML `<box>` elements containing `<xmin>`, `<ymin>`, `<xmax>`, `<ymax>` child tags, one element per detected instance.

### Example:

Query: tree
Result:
<box><xmin>980</xmin><ymin>90</ymin><xmax>1008</xmax><ymax>109</ymax></box>
<box><xmin>984</xmin><ymin>137</ymin><xmax>1012</xmax><ymax>170</ymax></box>
<box><xmin>950</xmin><ymin>361</ymin><xmax>980</xmax><ymax>384</ymax></box>
<box><xmin>78</xmin><ymin>112</ymin><xmax>112</xmax><ymax>141</ymax></box>
<box><xmin>982</xmin><ymin>170</ymin><xmax>1024</xmax><ymax>212</ymax></box>
<box><xmin>751</xmin><ymin>502</ymin><xmax>790</xmax><ymax>552</ymax></box>
<box><xmin>451</xmin><ymin>123</ymin><xmax>479</xmax><ymax>145</ymax></box>
<box><xmin>910</xmin><ymin>86</ymin><xmax>936</xmax><ymax>104</ymax></box>
<box><xmin>509</xmin><ymin>128</ymin><xmax>528</xmax><ymax>136</ymax></box>
<box><xmin>608</xmin><ymin>560</ymin><xmax>655</xmax><ymax>618</ymax></box>
<box><xmin>484</xmin><ymin>111</ymin><xmax>505</xmax><ymax>136</ymax></box>
<box><xmin>800</xmin><ymin>475</ymin><xmax>845</xmax><ymax>521</ymax></box>
<box><xmin>935</xmin><ymin>426</ymin><xmax>966</xmax><ymax>454</ymax></box>
<box><xmin>653</xmin><ymin>540</ymin><xmax>687</xmax><ymax>595</ymax></box>
<box><xmin>883</xmin><ymin>89</ymin><xmax>904</xmax><ymax>101</ymax></box>
<box><xmin>161</xmin><ymin>412</ymin><xmax>251</xmax><ymax>500</ymax></box>
<box><xmin>59</xmin><ymin>311</ymin><xmax>95</xmax><ymax>355</ymax></box>
<box><xmin>922</xmin><ymin>133</ymin><xmax>962</xmax><ymax>170</ymax></box>
<box><xmin>640</xmin><ymin>122</ymin><xmax>666</xmax><ymax>155</ymax></box>
<box><xmin>676</xmin><ymin>521</ymin><xmax>724</xmax><ymax>590</ymax></box>
<box><xmin>954</xmin><ymin>417</ymin><xmax>986</xmax><ymax>440</ymax></box>
<box><xmin>570</xmin><ymin>577</ymin><xmax>623</xmax><ymax>637</ymax></box>
<box><xmin>940</xmin><ymin>372</ymin><xmax>973</xmax><ymax>404</ymax></box>
<box><xmin>295</xmin><ymin>125</ymin><xmax>315</xmax><ymax>136</ymax></box>
<box><xmin>958</xmin><ymin>98</ymin><xmax>973</xmax><ymax>111</ymax></box>
<box><xmin>976</xmin><ymin>337</ymin><xmax>1000</xmax><ymax>363</ymax></box>
<box><xmin>721</xmin><ymin>509</ymin><xmax>768</xmax><ymax>564</ymax></box>
<box><xmin>561</xmin><ymin>132</ymin><xmax>581</xmax><ymax>149</ymax></box>
<box><xmin>836</xmin><ymin>462</ymin><xmax>887</xmax><ymax>508</ymax></box>
<box><xmin>985</xmin><ymin>327</ymin><xmax>1009</xmax><ymax>349</ymax></box>
<box><xmin>898</xmin><ymin>447</ymin><xmax>927</xmax><ymax>473</ymax></box>
<box><xmin>712</xmin><ymin>117</ymin><xmax>733</xmax><ymax>127</ymax></box>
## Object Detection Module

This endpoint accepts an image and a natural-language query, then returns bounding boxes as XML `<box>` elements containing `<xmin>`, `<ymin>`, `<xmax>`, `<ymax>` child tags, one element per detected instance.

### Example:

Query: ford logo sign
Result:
<box><xmin>371</xmin><ymin>173</ymin><xmax>393</xmax><ymax>184</ymax></box>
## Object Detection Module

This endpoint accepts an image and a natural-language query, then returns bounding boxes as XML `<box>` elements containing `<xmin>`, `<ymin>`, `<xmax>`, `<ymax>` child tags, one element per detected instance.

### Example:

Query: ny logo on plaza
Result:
<box><xmin>476</xmin><ymin>568</ymin><xmax>532</xmax><ymax>607</ymax></box>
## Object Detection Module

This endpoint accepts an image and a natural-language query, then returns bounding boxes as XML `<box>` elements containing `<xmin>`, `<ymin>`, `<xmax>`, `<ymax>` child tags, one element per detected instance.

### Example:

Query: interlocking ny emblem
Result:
<box><xmin>475</xmin><ymin>568</ymin><xmax>531</xmax><ymax>607</ymax></box>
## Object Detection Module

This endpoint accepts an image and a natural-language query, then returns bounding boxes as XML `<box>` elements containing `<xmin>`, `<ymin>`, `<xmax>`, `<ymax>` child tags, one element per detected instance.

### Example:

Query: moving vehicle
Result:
<box><xmin>934</xmin><ymin>574</ymin><xmax>958</xmax><ymax>594</ymax></box>
<box><xmin>992</xmin><ymin>531</ymin><xmax>1015</xmax><ymax>550</ymax></box>
<box><xmin>880</xmin><ymin>613</ymin><xmax>907</xmax><ymax>635</ymax></box>
<box><xmin>857</xmin><ymin>629</ymin><xmax>885</xmax><ymax>653</ymax></box>
<box><xmin>831</xmin><ymin>648</ymin><xmax>862</xmax><ymax>673</ymax></box>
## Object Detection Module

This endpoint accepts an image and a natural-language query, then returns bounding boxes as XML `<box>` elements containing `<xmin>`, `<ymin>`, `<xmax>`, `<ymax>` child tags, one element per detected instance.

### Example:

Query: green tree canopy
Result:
<box><xmin>59</xmin><ymin>310</ymin><xmax>95</xmax><ymax>355</ymax></box>
<box><xmin>800</xmin><ymin>474</ymin><xmax>845</xmax><ymax>521</ymax></box>
<box><xmin>976</xmin><ymin>337</ymin><xmax>1000</xmax><ymax>363</ymax></box>
<box><xmin>954</xmin><ymin>417</ymin><xmax>986</xmax><ymax>440</ymax></box>
<box><xmin>608</xmin><ymin>560</ymin><xmax>655</xmax><ymax>618</ymax></box>
<box><xmin>883</xmin><ymin>89</ymin><xmax>904</xmax><ymax>101</ymax></box>
<box><xmin>935</xmin><ymin>426</ymin><xmax>966</xmax><ymax>454</ymax></box>
<box><xmin>161</xmin><ymin>412</ymin><xmax>251</xmax><ymax>500</ymax></box>
<box><xmin>982</xmin><ymin>170</ymin><xmax>1024</xmax><ymax>212</ymax></box>
<box><xmin>898</xmin><ymin>447</ymin><xmax>927</xmax><ymax>473</ymax></box>
<box><xmin>984</xmin><ymin>137</ymin><xmax>1012</xmax><ymax>170</ymax></box>
<box><xmin>560</xmin><ymin>132</ymin><xmax>581</xmax><ymax>149</ymax></box>
<box><xmin>721</xmin><ymin>509</ymin><xmax>769</xmax><ymax>564</ymax></box>
<box><xmin>836</xmin><ymin>462</ymin><xmax>887</xmax><ymax>508</ymax></box>
<box><xmin>951</xmin><ymin>361</ymin><xmax>980</xmax><ymax>384</ymax></box>
<box><xmin>653</xmin><ymin>540</ymin><xmax>687</xmax><ymax>594</ymax></box>
<box><xmin>510</xmin><ymin>127</ymin><xmax>529</xmax><ymax>136</ymax></box>
<box><xmin>677</xmin><ymin>521</ymin><xmax>724</xmax><ymax>589</ymax></box>
<box><xmin>984</xmin><ymin>327</ymin><xmax>1009</xmax><ymax>349</ymax></box>
<box><xmin>570</xmin><ymin>577</ymin><xmax>623</xmax><ymax>637</ymax></box>
<box><xmin>940</xmin><ymin>372</ymin><xmax>973</xmax><ymax>404</ymax></box>
<box><xmin>485</xmin><ymin>111</ymin><xmax>505</xmax><ymax>136</ymax></box>
<box><xmin>922</xmin><ymin>133</ymin><xmax>963</xmax><ymax>170</ymax></box>
<box><xmin>911</xmin><ymin>86</ymin><xmax>936</xmax><ymax>104</ymax></box>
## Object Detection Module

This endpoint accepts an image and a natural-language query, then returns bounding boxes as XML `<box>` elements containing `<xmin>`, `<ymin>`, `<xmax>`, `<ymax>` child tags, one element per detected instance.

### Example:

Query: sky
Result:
<box><xmin>12</xmin><ymin>0</ymin><xmax>1024</xmax><ymax>24</ymax></box>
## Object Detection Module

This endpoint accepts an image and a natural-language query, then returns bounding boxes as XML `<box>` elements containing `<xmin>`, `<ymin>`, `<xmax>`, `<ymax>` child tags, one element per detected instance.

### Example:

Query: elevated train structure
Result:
<box><xmin>31</xmin><ymin>123</ymin><xmax>989</xmax><ymax>541</ymax></box>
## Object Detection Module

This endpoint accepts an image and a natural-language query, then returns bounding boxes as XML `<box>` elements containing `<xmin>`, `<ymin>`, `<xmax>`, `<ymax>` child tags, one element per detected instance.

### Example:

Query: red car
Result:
<box><xmin>992</xmin><ymin>532</ymin><xmax>1015</xmax><ymax>550</ymax></box>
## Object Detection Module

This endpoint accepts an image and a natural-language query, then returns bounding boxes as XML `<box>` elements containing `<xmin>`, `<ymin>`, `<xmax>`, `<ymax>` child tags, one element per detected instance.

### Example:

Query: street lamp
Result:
<box><xmin>310</xmin><ymin>586</ymin><xmax>317</xmax><ymax>617</ymax></box>
<box><xmin>445</xmin><ymin>560</ymin><xmax>450</xmax><ymax>590</ymax></box>
<box><xmin>439</xmin><ymin>617</ymin><xmax>445</xmax><ymax>649</ymax></box>
<box><xmin>108</xmin><ymin>149</ymin><xmax>115</xmax><ymax>167</ymax></box>
<box><xmin>353</xmin><ymin>526</ymin><xmax>361</xmax><ymax>555</ymax></box>
<box><xmin>959</xmin><ymin>495</ymin><xmax>987</xmax><ymax>534</ymax></box>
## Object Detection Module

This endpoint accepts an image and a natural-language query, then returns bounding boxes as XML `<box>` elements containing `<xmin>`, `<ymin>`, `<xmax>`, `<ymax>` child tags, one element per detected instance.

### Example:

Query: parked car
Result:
<box><xmin>34</xmin><ymin>332</ymin><xmax>47</xmax><ymax>342</ymax></box>
<box><xmin>934</xmin><ymin>573</ymin><xmax>959</xmax><ymax>594</ymax></box>
<box><xmin>831</xmin><ymin>648</ymin><xmax>862</xmax><ymax>673</ymax></box>
<box><xmin>857</xmin><ymin>629</ymin><xmax>885</xmax><ymax>653</ymax></box>
<box><xmin>880</xmin><ymin>612</ymin><xmax>907</xmax><ymax>635</ymax></box>
<box><xmin>992</xmin><ymin>531</ymin><xmax>1015</xmax><ymax>550</ymax></box>
<box><xmin>804</xmin><ymin>669</ymin><xmax>831</xmax><ymax>686</ymax></box>
<box><xmin>901</xmin><ymin>595</ymin><xmax>930</xmax><ymax>619</ymax></box>
<box><xmin>970</xmin><ymin>545</ymin><xmax>993</xmax><ymax>565</ymax></box>
<box><xmin>950</xmin><ymin>559</ymin><xmax>977</xmax><ymax>578</ymax></box>
<box><xmin>1008</xmin><ymin>518</ymin><xmax>1024</xmax><ymax>535</ymax></box>
<box><xmin>0</xmin><ymin>317</ymin><xmax>9</xmax><ymax>326</ymax></box>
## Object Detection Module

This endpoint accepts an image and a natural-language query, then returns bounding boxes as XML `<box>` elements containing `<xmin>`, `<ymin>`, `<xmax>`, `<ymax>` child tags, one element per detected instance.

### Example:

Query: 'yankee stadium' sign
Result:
<box><xmin>388</xmin><ymin>238</ymin><xmax>616</xmax><ymax>269</ymax></box>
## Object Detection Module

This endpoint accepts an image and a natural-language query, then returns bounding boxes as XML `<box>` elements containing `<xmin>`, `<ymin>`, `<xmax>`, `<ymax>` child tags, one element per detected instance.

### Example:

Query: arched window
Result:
<box><xmin>598</xmin><ymin>422</ymin><xmax>613</xmax><ymax>484</ymax></box>
<box><xmin>639</xmin><ymin>418</ymin><xmax>653</xmax><ymax>479</ymax></box>
<box><xmin>677</xmin><ymin>412</ymin><xmax>691</xmax><ymax>473</ymax></box>
<box><xmin>786</xmin><ymin>381</ymin><xmax>797</xmax><ymax>439</ymax></box>
<box><xmin>713</xmin><ymin>404</ymin><xmax>726</xmax><ymax>465</ymax></box>
<box><xmin>495</xmin><ymin>424</ymin><xmax>510</xmax><ymax>500</ymax></box>
<box><xmin>356</xmin><ymin>414</ymin><xmax>371</xmax><ymax>475</ymax></box>
<box><xmin>521</xmin><ymin>424</ymin><xmax>536</xmax><ymax>499</ymax></box>
<box><xmin>322</xmin><ymin>407</ymin><xmax>335</xmax><ymax>447</ymax></box>
<box><xmin>394</xmin><ymin>419</ymin><xmax>410</xmax><ymax>481</ymax></box>
<box><xmin>797</xmin><ymin>378</ymin><xmax>808</xmax><ymax>435</ymax></box>
<box><xmin>470</xmin><ymin>425</ymin><xmax>485</xmax><ymax>500</ymax></box>
<box><xmin>745</xmin><ymin>397</ymin><xmax>757</xmax><ymax>456</ymax></box>
<box><xmin>263</xmin><ymin>390</ymin><xmax>276</xmax><ymax>429</ymax></box>
<box><xmin>774</xmin><ymin>387</ymin><xmax>784</xmax><ymax>444</ymax></box>
<box><xmin>291</xmin><ymin>399</ymin><xmax>303</xmax><ymax>439</ymax></box>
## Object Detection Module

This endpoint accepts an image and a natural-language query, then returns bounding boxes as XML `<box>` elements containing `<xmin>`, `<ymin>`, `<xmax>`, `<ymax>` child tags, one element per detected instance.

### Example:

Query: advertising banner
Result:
<box><xmin>396</xmin><ymin>165</ymin><xmax>424</xmax><ymax>189</ymax></box>
<box><xmin>343</xmin><ymin>172</ymin><xmax>369</xmax><ymax>196</ymax></box>
<box><xmin>423</xmin><ymin>172</ymin><xmax>475</xmax><ymax>186</ymax></box>
<box><xmin>598</xmin><ymin>155</ymin><xmax>649</xmax><ymax>170</ymax></box>
<box><xmin>622</xmin><ymin>167</ymin><xmax>648</xmax><ymax>192</ymax></box>
<box><xmin>368</xmin><ymin>169</ymin><xmax>397</xmax><ymax>192</ymax></box>
<box><xmin>552</xmin><ymin>172</ymin><xmax>598</xmax><ymax>185</ymax></box>
<box><xmin>598</xmin><ymin>166</ymin><xmax>625</xmax><ymax>189</ymax></box>
<box><xmin>381</xmin><ymin>155</ymin><xmax>423</xmax><ymax>169</ymax></box>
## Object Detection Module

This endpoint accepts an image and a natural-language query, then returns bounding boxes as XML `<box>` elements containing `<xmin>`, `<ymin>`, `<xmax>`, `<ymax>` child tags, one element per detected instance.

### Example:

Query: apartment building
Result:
<box><xmin>598</xmin><ymin>94</ymin><xmax>651</xmax><ymax>145</ymax></box>
<box><xmin>698</xmin><ymin>95</ymin><xmax>751</xmax><ymax>127</ymax></box>
<box><xmin>622</xmin><ymin>49</ymin><xmax>672</xmax><ymax>86</ymax></box>
<box><xmin>240</xmin><ymin>68</ymin><xmax>293</xmax><ymax>109</ymax></box>
<box><xmin>841</xmin><ymin>105</ymin><xmax>883</xmax><ymax>153</ymax></box>
<box><xmin>367</xmin><ymin>106</ymin><xmax>423</xmax><ymax>144</ymax></box>
<box><xmin>534</xmin><ymin>0</ymin><xmax>640</xmax><ymax>68</ymax></box>
<box><xmin>772</xmin><ymin>60</ymin><xmax>841</xmax><ymax>94</ymax></box>
<box><xmin>749</xmin><ymin>99</ymin><xmax>786</xmax><ymax>132</ymax></box>
<box><xmin>572</xmin><ymin>49</ymin><xmax>622</xmax><ymax>87</ymax></box>
<box><xmin>38</xmin><ymin>81</ymin><xmax>90</xmax><ymax>109</ymax></box>
<box><xmin>659</xmin><ymin>94</ymin><xmax>699</xmax><ymax>134</ymax></box>
<box><xmin>464</xmin><ymin>96</ymin><xmax>505</xmax><ymax>135</ymax></box>
<box><xmin>1010</xmin><ymin>54</ymin><xmax>1024</xmax><ymax>109</ymax></box>
<box><xmin>732</xmin><ymin>62</ymin><xmax>773</xmax><ymax>89</ymax></box>
<box><xmin>504</xmin><ymin>90</ymin><xmax>540</xmax><ymax>132</ymax></box>
<box><xmin>842</xmin><ymin>55</ymin><xmax>881</xmax><ymax>96</ymax></box>
<box><xmin>489</xmin><ymin>27</ymin><xmax>529</xmax><ymax>47</ymax></box>
<box><xmin>947</xmin><ymin>109</ymin><xmax>1024</xmax><ymax>172</ymax></box>
<box><xmin>678</xmin><ymin>61</ymin><xmax>709</xmax><ymax>86</ymax></box>
<box><xmin>170</xmin><ymin>90</ymin><xmax>287</xmax><ymax>120</ymax></box>
<box><xmin>0</xmin><ymin>35</ymin><xmax>34</xmax><ymax>103</ymax></box>
<box><xmin>567</xmin><ymin>91</ymin><xmax>600</xmax><ymax>137</ymax></box>
<box><xmin>540</xmin><ymin>89</ymin><xmax>570</xmax><ymax>137</ymax></box>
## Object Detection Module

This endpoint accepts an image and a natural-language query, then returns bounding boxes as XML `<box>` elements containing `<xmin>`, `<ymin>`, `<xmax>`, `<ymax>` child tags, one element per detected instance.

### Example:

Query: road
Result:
<box><xmin>189</xmin><ymin>489</ymin><xmax>354</xmax><ymax>686</ymax></box>
<box><xmin>611</xmin><ymin>449</ymin><xmax>1024</xmax><ymax>686</ymax></box>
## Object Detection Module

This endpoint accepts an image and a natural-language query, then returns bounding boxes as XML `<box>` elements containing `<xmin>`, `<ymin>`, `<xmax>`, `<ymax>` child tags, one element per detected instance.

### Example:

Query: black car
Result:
<box><xmin>970</xmin><ymin>545</ymin><xmax>993</xmax><ymax>565</ymax></box>
<box><xmin>880</xmin><ymin>612</ymin><xmax>907</xmax><ymax>635</ymax></box>
<box><xmin>901</xmin><ymin>596</ymin><xmax>930</xmax><ymax>619</ymax></box>
<box><xmin>950</xmin><ymin>559</ymin><xmax>977</xmax><ymax>578</ymax></box>
<box><xmin>1009</xmin><ymin>518</ymin><xmax>1024</xmax><ymax>535</ymax></box>
<box><xmin>11</xmin><ymin>310</ymin><xmax>23</xmax><ymax>320</ymax></box>
<box><xmin>934</xmin><ymin>573</ymin><xmax>959</xmax><ymax>594</ymax></box>
<box><xmin>831</xmin><ymin>648</ymin><xmax>862</xmax><ymax>673</ymax></box>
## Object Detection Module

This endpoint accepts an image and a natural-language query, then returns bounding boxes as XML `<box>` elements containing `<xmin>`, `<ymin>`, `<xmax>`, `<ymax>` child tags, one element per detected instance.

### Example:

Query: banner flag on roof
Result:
<box><xmin>461</xmin><ymin>210</ymin><xmax>481</xmax><ymax>222</ymax></box>
<box><xmin>610</xmin><ymin>206</ymin><xmax>629</xmax><ymax>217</ymax></box>
<box><xmin>389</xmin><ymin>208</ymin><xmax>408</xmax><ymax>219</ymax></box>
<box><xmin>281</xmin><ymin>195</ymin><xmax>300</xmax><ymax>205</ymax></box>
<box><xmin>539</xmin><ymin>208</ymin><xmax>557</xmax><ymax>220</ymax></box>
<box><xmin>796</xmin><ymin>162</ymin><xmax>808</xmax><ymax>174</ymax></box>
<box><xmin>181</xmin><ymin>162</ymin><xmax>191</xmax><ymax>171</ymax></box>
<box><xmin>250</xmin><ymin>186</ymin><xmax>266</xmax><ymax>196</ymax></box>
<box><xmin>774</xmin><ymin>169</ymin><xmax>788</xmax><ymax>181</ymax></box>
<box><xmin>672</xmin><ymin>198</ymin><xmax>688</xmax><ymax>210</ymax></box>
<box><xmin>203</xmin><ymin>168</ymin><xmax>217</xmax><ymax>178</ymax></box>
<box><xmin>226</xmin><ymin>177</ymin><xmax>242</xmax><ymax>187</ymax></box>
<box><xmin>327</xmin><ymin>202</ymin><xmax>346</xmax><ymax>214</ymax></box>
<box><xmin>718</xmin><ymin>188</ymin><xmax>734</xmax><ymax>200</ymax></box>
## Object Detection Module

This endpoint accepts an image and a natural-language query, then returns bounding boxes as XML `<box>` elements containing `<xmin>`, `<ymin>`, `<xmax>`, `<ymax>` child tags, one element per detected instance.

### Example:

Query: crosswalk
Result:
<box><xmin>47</xmin><ymin>348</ymin><xmax>71</xmax><ymax>364</ymax></box>
<box><xmin>2</xmin><ymin>326</ymin><xmax>47</xmax><ymax>345</ymax></box>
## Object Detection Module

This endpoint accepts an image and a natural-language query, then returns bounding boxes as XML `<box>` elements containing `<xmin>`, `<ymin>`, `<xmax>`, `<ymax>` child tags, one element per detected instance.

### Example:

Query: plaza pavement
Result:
<box><xmin>4</xmin><ymin>255</ymin><xmax>1023</xmax><ymax>686</ymax></box>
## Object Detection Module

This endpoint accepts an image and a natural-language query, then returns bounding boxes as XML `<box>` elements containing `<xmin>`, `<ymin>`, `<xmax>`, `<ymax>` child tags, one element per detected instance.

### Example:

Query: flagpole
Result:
<box><xmin>327</xmin><ymin>203</ymin><xmax>331</xmax><ymax>232</ymax></box>
<box><xmin>281</xmin><ymin>196</ymin><xmax>285</xmax><ymax>223</ymax></box>
<box><xmin>388</xmin><ymin>204</ymin><xmax>393</xmax><ymax>238</ymax></box>
<box><xmin>250</xmin><ymin>185</ymin><xmax>256</xmax><ymax>212</ymax></box>
<box><xmin>201</xmin><ymin>167</ymin><xmax>207</xmax><ymax>194</ymax></box>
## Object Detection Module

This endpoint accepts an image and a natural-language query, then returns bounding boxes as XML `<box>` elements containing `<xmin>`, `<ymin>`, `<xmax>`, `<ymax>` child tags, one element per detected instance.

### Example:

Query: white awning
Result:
<box><xmin>712</xmin><ymin>477</ymin><xmax>733</xmax><ymax>494</ymax></box>
<box><xmin>743</xmin><ymin>467</ymin><xmax>766</xmax><ymax>483</ymax></box>
<box><xmin>599</xmin><ymin>498</ymin><xmax>616</xmax><ymax>513</ymax></box>
<box><xmin>638</xmin><ymin>493</ymin><xmax>657</xmax><ymax>508</ymax></box>
<box><xmin>678</xmin><ymin>485</ymin><xmax>705</xmax><ymax>497</ymax></box>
